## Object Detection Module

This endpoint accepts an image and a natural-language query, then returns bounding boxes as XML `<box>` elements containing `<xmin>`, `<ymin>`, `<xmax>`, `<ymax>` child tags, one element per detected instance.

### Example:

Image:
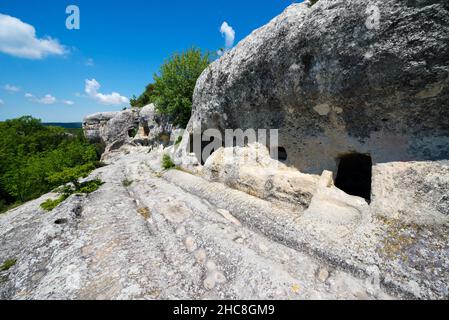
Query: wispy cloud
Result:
<box><xmin>220</xmin><ymin>21</ymin><xmax>235</xmax><ymax>50</ymax></box>
<box><xmin>85</xmin><ymin>58</ymin><xmax>95</xmax><ymax>67</ymax></box>
<box><xmin>25</xmin><ymin>92</ymin><xmax>74</xmax><ymax>105</ymax></box>
<box><xmin>0</xmin><ymin>13</ymin><xmax>67</xmax><ymax>59</ymax></box>
<box><xmin>26</xmin><ymin>93</ymin><xmax>56</xmax><ymax>104</ymax></box>
<box><xmin>4</xmin><ymin>84</ymin><xmax>20</xmax><ymax>92</ymax></box>
<box><xmin>0</xmin><ymin>99</ymin><xmax>4</xmax><ymax>105</ymax></box>
<box><xmin>85</xmin><ymin>79</ymin><xmax>129</xmax><ymax>106</ymax></box>
<box><xmin>25</xmin><ymin>93</ymin><xmax>56</xmax><ymax>105</ymax></box>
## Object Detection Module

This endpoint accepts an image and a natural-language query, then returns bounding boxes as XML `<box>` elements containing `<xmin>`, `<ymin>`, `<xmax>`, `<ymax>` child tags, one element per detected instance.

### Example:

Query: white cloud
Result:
<box><xmin>25</xmin><ymin>93</ymin><xmax>57</xmax><ymax>105</ymax></box>
<box><xmin>0</xmin><ymin>13</ymin><xmax>67</xmax><ymax>59</ymax></box>
<box><xmin>38</xmin><ymin>94</ymin><xmax>56</xmax><ymax>104</ymax></box>
<box><xmin>85</xmin><ymin>79</ymin><xmax>129</xmax><ymax>105</ymax></box>
<box><xmin>85</xmin><ymin>58</ymin><xmax>94</xmax><ymax>67</ymax></box>
<box><xmin>220</xmin><ymin>21</ymin><xmax>235</xmax><ymax>49</ymax></box>
<box><xmin>4</xmin><ymin>84</ymin><xmax>20</xmax><ymax>92</ymax></box>
<box><xmin>0</xmin><ymin>99</ymin><xmax>4</xmax><ymax>105</ymax></box>
<box><xmin>63</xmin><ymin>100</ymin><xmax>74</xmax><ymax>105</ymax></box>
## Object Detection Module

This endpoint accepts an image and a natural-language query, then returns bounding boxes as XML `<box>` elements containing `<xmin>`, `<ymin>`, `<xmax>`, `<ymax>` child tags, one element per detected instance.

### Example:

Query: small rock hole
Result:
<box><xmin>54</xmin><ymin>218</ymin><xmax>68</xmax><ymax>225</ymax></box>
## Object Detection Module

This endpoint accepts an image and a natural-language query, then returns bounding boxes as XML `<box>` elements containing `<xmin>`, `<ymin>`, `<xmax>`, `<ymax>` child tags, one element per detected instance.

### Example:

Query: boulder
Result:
<box><xmin>203</xmin><ymin>143</ymin><xmax>319</xmax><ymax>210</ymax></box>
<box><xmin>83</xmin><ymin>105</ymin><xmax>181</xmax><ymax>156</ymax></box>
<box><xmin>82</xmin><ymin>111</ymin><xmax>119</xmax><ymax>144</ymax></box>
<box><xmin>185</xmin><ymin>0</ymin><xmax>449</xmax><ymax>176</ymax></box>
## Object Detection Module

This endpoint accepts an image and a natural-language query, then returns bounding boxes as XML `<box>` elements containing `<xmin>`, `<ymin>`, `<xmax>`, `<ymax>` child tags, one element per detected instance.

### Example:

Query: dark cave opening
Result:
<box><xmin>277</xmin><ymin>147</ymin><xmax>288</xmax><ymax>162</ymax></box>
<box><xmin>335</xmin><ymin>153</ymin><xmax>373</xmax><ymax>202</ymax></box>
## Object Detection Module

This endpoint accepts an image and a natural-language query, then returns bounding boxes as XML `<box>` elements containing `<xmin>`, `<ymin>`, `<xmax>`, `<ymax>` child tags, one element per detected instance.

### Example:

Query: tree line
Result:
<box><xmin>0</xmin><ymin>116</ymin><xmax>100</xmax><ymax>213</ymax></box>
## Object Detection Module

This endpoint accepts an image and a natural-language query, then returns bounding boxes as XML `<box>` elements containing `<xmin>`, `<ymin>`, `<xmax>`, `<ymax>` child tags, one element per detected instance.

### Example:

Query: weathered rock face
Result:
<box><xmin>371</xmin><ymin>160</ymin><xmax>449</xmax><ymax>225</ymax></box>
<box><xmin>83</xmin><ymin>111</ymin><xmax>120</xmax><ymax>144</ymax></box>
<box><xmin>187</xmin><ymin>0</ymin><xmax>449</xmax><ymax>175</ymax></box>
<box><xmin>83</xmin><ymin>110</ymin><xmax>139</xmax><ymax>153</ymax></box>
<box><xmin>203</xmin><ymin>143</ymin><xmax>319</xmax><ymax>210</ymax></box>
<box><xmin>83</xmin><ymin>105</ymin><xmax>182</xmax><ymax>157</ymax></box>
<box><xmin>134</xmin><ymin>104</ymin><xmax>182</xmax><ymax>147</ymax></box>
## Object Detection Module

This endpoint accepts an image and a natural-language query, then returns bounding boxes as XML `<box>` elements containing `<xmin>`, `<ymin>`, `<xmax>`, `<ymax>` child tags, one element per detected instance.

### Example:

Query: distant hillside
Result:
<box><xmin>43</xmin><ymin>122</ymin><xmax>82</xmax><ymax>129</ymax></box>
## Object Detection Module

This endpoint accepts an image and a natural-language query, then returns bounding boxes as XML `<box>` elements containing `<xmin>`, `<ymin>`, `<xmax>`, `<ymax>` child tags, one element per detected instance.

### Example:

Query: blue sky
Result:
<box><xmin>0</xmin><ymin>0</ymin><xmax>299</xmax><ymax>122</ymax></box>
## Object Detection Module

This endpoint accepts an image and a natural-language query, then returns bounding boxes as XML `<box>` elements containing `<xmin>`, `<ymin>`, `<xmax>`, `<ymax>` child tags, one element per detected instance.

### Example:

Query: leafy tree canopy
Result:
<box><xmin>0</xmin><ymin>116</ymin><xmax>99</xmax><ymax>213</ymax></box>
<box><xmin>131</xmin><ymin>48</ymin><xmax>211</xmax><ymax>128</ymax></box>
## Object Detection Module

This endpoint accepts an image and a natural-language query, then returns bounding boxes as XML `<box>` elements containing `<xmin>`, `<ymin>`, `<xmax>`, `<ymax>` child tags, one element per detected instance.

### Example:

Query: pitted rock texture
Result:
<box><xmin>371</xmin><ymin>160</ymin><xmax>449</xmax><ymax>225</ymax></box>
<box><xmin>83</xmin><ymin>109</ymin><xmax>139</xmax><ymax>155</ymax></box>
<box><xmin>1</xmin><ymin>146</ymin><xmax>448</xmax><ymax>300</ymax></box>
<box><xmin>186</xmin><ymin>0</ymin><xmax>449</xmax><ymax>174</ymax></box>
<box><xmin>0</xmin><ymin>148</ymin><xmax>395</xmax><ymax>300</ymax></box>
<box><xmin>83</xmin><ymin>106</ymin><xmax>182</xmax><ymax>158</ymax></box>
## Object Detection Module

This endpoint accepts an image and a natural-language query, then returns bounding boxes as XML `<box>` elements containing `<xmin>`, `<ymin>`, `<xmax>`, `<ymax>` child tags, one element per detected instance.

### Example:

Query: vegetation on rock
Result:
<box><xmin>162</xmin><ymin>154</ymin><xmax>176</xmax><ymax>170</ymax></box>
<box><xmin>0</xmin><ymin>258</ymin><xmax>17</xmax><ymax>272</ymax></box>
<box><xmin>40</xmin><ymin>195</ymin><xmax>69</xmax><ymax>212</ymax></box>
<box><xmin>122</xmin><ymin>179</ymin><xmax>134</xmax><ymax>187</ymax></box>
<box><xmin>40</xmin><ymin>179</ymin><xmax>104</xmax><ymax>212</ymax></box>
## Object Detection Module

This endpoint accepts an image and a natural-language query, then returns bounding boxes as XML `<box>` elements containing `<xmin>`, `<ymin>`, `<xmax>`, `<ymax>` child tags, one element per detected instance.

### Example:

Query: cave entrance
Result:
<box><xmin>335</xmin><ymin>153</ymin><xmax>372</xmax><ymax>202</ymax></box>
<box><xmin>276</xmin><ymin>147</ymin><xmax>288</xmax><ymax>162</ymax></box>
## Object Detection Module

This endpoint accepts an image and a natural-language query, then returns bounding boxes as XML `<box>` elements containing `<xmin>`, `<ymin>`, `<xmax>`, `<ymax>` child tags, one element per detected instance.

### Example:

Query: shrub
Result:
<box><xmin>150</xmin><ymin>48</ymin><xmax>210</xmax><ymax>128</ymax></box>
<box><xmin>0</xmin><ymin>258</ymin><xmax>17</xmax><ymax>271</ymax></box>
<box><xmin>76</xmin><ymin>180</ymin><xmax>104</xmax><ymax>194</ymax></box>
<box><xmin>309</xmin><ymin>0</ymin><xmax>319</xmax><ymax>7</ymax></box>
<box><xmin>162</xmin><ymin>154</ymin><xmax>176</xmax><ymax>170</ymax></box>
<box><xmin>175</xmin><ymin>136</ymin><xmax>183</xmax><ymax>145</ymax></box>
<box><xmin>40</xmin><ymin>180</ymin><xmax>103</xmax><ymax>211</ymax></box>
<box><xmin>40</xmin><ymin>195</ymin><xmax>68</xmax><ymax>212</ymax></box>
<box><xmin>130</xmin><ymin>84</ymin><xmax>155</xmax><ymax>109</ymax></box>
<box><xmin>122</xmin><ymin>179</ymin><xmax>134</xmax><ymax>187</ymax></box>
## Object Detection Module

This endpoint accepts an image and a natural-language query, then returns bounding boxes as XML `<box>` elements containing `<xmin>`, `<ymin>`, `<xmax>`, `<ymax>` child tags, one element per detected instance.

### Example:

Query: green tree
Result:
<box><xmin>150</xmin><ymin>48</ymin><xmax>210</xmax><ymax>128</ymax></box>
<box><xmin>46</xmin><ymin>163</ymin><xmax>96</xmax><ymax>190</ymax></box>
<box><xmin>0</xmin><ymin>117</ymin><xmax>100</xmax><ymax>213</ymax></box>
<box><xmin>130</xmin><ymin>84</ymin><xmax>155</xmax><ymax>109</ymax></box>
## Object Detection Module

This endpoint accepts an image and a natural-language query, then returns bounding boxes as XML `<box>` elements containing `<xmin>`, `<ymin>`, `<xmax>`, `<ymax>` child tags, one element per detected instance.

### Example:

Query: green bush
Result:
<box><xmin>309</xmin><ymin>0</ymin><xmax>319</xmax><ymax>7</ymax></box>
<box><xmin>175</xmin><ymin>136</ymin><xmax>183</xmax><ymax>145</ymax></box>
<box><xmin>76</xmin><ymin>180</ymin><xmax>104</xmax><ymax>194</ymax></box>
<box><xmin>122</xmin><ymin>179</ymin><xmax>134</xmax><ymax>187</ymax></box>
<box><xmin>40</xmin><ymin>180</ymin><xmax>103</xmax><ymax>211</ymax></box>
<box><xmin>40</xmin><ymin>195</ymin><xmax>68</xmax><ymax>212</ymax></box>
<box><xmin>0</xmin><ymin>258</ymin><xmax>16</xmax><ymax>271</ymax></box>
<box><xmin>162</xmin><ymin>154</ymin><xmax>176</xmax><ymax>170</ymax></box>
<box><xmin>130</xmin><ymin>84</ymin><xmax>155</xmax><ymax>109</ymax></box>
<box><xmin>149</xmin><ymin>48</ymin><xmax>210</xmax><ymax>128</ymax></box>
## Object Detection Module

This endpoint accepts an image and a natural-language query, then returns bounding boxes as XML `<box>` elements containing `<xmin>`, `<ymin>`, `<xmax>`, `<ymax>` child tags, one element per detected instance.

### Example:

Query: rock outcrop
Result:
<box><xmin>187</xmin><ymin>0</ymin><xmax>449</xmax><ymax>173</ymax></box>
<box><xmin>203</xmin><ymin>143</ymin><xmax>319</xmax><ymax>210</ymax></box>
<box><xmin>0</xmin><ymin>148</ymin><xmax>396</xmax><ymax>300</ymax></box>
<box><xmin>83</xmin><ymin>105</ymin><xmax>182</xmax><ymax>158</ymax></box>
<box><xmin>181</xmin><ymin>0</ymin><xmax>449</xmax><ymax>224</ymax></box>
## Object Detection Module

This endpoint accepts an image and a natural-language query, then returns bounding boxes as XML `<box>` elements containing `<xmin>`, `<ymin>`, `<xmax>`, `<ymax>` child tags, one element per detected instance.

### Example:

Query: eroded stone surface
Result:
<box><xmin>185</xmin><ymin>0</ymin><xmax>449</xmax><ymax>174</ymax></box>
<box><xmin>0</xmin><ymin>148</ymin><xmax>403</xmax><ymax>300</ymax></box>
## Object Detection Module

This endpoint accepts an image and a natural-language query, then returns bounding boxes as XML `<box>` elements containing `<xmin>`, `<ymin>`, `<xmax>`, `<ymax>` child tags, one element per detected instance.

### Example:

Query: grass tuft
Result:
<box><xmin>40</xmin><ymin>179</ymin><xmax>104</xmax><ymax>211</ymax></box>
<box><xmin>122</xmin><ymin>179</ymin><xmax>134</xmax><ymax>187</ymax></box>
<box><xmin>0</xmin><ymin>258</ymin><xmax>17</xmax><ymax>272</ymax></box>
<box><xmin>162</xmin><ymin>154</ymin><xmax>176</xmax><ymax>170</ymax></box>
